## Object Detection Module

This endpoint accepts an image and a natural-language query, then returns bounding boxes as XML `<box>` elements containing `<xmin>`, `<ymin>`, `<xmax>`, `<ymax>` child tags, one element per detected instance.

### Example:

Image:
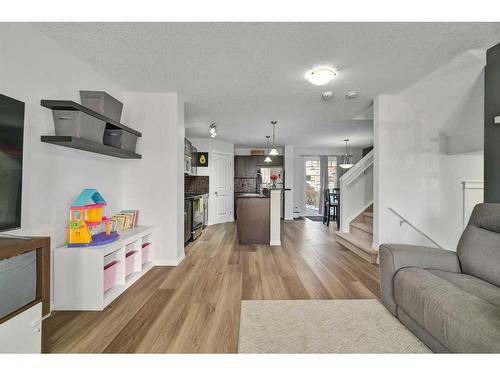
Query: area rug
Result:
<box><xmin>305</xmin><ymin>216</ymin><xmax>323</xmax><ymax>222</ymax></box>
<box><xmin>238</xmin><ymin>299</ymin><xmax>431</xmax><ymax>353</ymax></box>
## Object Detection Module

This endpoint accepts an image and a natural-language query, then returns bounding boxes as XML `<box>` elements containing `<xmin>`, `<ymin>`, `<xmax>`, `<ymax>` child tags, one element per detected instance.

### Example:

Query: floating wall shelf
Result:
<box><xmin>41</xmin><ymin>136</ymin><xmax>142</xmax><ymax>159</ymax></box>
<box><xmin>40</xmin><ymin>100</ymin><xmax>142</xmax><ymax>159</ymax></box>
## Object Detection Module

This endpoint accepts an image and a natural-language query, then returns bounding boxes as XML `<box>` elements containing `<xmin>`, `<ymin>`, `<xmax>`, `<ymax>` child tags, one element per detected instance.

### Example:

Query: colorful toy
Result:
<box><xmin>67</xmin><ymin>189</ymin><xmax>119</xmax><ymax>247</ymax></box>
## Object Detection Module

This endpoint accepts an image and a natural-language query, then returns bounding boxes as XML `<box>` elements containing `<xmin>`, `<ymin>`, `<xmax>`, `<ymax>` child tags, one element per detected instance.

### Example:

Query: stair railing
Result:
<box><xmin>339</xmin><ymin>150</ymin><xmax>374</xmax><ymax>232</ymax></box>
<box><xmin>387</xmin><ymin>207</ymin><xmax>444</xmax><ymax>249</ymax></box>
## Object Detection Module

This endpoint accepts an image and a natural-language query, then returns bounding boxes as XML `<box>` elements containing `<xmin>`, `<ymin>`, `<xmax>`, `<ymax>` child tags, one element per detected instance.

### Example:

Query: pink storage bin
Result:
<box><xmin>103</xmin><ymin>260</ymin><xmax>119</xmax><ymax>292</ymax></box>
<box><xmin>125</xmin><ymin>251</ymin><xmax>137</xmax><ymax>276</ymax></box>
<box><xmin>142</xmin><ymin>244</ymin><xmax>151</xmax><ymax>264</ymax></box>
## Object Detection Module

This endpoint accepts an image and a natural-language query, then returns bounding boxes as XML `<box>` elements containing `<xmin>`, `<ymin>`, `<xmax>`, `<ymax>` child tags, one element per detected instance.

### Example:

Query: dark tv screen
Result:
<box><xmin>0</xmin><ymin>94</ymin><xmax>24</xmax><ymax>232</ymax></box>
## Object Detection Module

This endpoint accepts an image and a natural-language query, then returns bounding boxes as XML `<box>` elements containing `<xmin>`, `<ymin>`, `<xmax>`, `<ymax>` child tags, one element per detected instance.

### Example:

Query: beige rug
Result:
<box><xmin>238</xmin><ymin>299</ymin><xmax>431</xmax><ymax>353</ymax></box>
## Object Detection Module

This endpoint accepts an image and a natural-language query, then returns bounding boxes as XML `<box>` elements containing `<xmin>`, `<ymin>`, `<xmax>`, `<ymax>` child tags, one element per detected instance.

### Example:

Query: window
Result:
<box><xmin>305</xmin><ymin>159</ymin><xmax>321</xmax><ymax>210</ymax></box>
<box><xmin>328</xmin><ymin>158</ymin><xmax>337</xmax><ymax>189</ymax></box>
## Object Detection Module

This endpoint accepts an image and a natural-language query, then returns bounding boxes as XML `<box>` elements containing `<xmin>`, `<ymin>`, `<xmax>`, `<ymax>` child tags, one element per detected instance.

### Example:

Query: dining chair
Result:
<box><xmin>322</xmin><ymin>189</ymin><xmax>331</xmax><ymax>225</ymax></box>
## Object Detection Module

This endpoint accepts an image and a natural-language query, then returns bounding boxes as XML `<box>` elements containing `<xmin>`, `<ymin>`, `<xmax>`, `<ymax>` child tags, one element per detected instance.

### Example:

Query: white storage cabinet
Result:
<box><xmin>54</xmin><ymin>226</ymin><xmax>155</xmax><ymax>311</ymax></box>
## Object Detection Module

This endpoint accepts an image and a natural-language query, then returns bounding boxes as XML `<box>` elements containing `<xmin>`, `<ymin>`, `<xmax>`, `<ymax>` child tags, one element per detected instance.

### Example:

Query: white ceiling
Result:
<box><xmin>34</xmin><ymin>23</ymin><xmax>500</xmax><ymax>148</ymax></box>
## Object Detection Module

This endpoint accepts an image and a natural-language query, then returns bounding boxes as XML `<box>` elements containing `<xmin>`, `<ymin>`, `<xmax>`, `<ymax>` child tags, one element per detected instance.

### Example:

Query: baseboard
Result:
<box><xmin>270</xmin><ymin>240</ymin><xmax>281</xmax><ymax>246</ymax></box>
<box><xmin>155</xmin><ymin>252</ymin><xmax>186</xmax><ymax>266</ymax></box>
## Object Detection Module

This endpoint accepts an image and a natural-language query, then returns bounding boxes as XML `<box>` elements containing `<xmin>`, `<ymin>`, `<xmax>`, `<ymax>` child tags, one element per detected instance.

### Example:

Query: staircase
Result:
<box><xmin>335</xmin><ymin>206</ymin><xmax>378</xmax><ymax>264</ymax></box>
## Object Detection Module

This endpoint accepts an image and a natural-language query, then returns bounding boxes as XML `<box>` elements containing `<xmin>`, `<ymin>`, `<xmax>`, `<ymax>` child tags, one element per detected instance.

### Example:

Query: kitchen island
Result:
<box><xmin>236</xmin><ymin>189</ymin><xmax>288</xmax><ymax>246</ymax></box>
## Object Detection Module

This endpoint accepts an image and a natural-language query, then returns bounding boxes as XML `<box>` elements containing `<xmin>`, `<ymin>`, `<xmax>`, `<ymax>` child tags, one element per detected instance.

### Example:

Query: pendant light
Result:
<box><xmin>264</xmin><ymin>136</ymin><xmax>272</xmax><ymax>163</ymax></box>
<box><xmin>339</xmin><ymin>139</ymin><xmax>354</xmax><ymax>169</ymax></box>
<box><xmin>269</xmin><ymin>120</ymin><xmax>279</xmax><ymax>156</ymax></box>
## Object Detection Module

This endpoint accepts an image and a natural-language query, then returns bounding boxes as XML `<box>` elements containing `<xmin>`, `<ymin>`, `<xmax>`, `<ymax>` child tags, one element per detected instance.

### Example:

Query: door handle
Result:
<box><xmin>214</xmin><ymin>192</ymin><xmax>218</xmax><ymax>196</ymax></box>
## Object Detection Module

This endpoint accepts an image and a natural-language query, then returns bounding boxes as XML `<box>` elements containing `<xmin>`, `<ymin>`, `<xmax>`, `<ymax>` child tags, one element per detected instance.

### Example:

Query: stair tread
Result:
<box><xmin>335</xmin><ymin>231</ymin><xmax>377</xmax><ymax>254</ymax></box>
<box><xmin>350</xmin><ymin>222</ymin><xmax>373</xmax><ymax>234</ymax></box>
<box><xmin>362</xmin><ymin>211</ymin><xmax>373</xmax><ymax>218</ymax></box>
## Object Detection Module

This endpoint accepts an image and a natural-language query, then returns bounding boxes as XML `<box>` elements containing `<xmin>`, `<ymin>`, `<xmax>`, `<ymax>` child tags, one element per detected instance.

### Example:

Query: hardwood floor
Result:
<box><xmin>43</xmin><ymin>219</ymin><xmax>380</xmax><ymax>353</ymax></box>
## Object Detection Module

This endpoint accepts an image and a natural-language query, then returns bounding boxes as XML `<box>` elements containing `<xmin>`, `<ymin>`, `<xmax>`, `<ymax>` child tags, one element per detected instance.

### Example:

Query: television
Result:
<box><xmin>0</xmin><ymin>94</ymin><xmax>24</xmax><ymax>232</ymax></box>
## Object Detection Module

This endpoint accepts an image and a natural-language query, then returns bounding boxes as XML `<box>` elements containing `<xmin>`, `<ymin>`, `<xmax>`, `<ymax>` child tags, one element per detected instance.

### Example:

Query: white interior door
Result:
<box><xmin>212</xmin><ymin>152</ymin><xmax>233</xmax><ymax>224</ymax></box>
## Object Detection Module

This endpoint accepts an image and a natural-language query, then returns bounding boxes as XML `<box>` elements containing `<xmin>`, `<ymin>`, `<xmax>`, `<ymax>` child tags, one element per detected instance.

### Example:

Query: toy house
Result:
<box><xmin>67</xmin><ymin>189</ymin><xmax>119</xmax><ymax>247</ymax></box>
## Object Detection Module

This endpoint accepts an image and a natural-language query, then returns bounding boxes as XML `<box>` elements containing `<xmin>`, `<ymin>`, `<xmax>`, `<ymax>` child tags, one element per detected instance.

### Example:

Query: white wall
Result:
<box><xmin>374</xmin><ymin>50</ymin><xmax>485</xmax><ymax>251</ymax></box>
<box><xmin>1</xmin><ymin>24</ymin><xmax>125</xmax><ymax>244</ymax></box>
<box><xmin>293</xmin><ymin>146</ymin><xmax>363</xmax><ymax>216</ymax></box>
<box><xmin>189</xmin><ymin>138</ymin><xmax>234</xmax><ymax>224</ymax></box>
<box><xmin>0</xmin><ymin>25</ymin><xmax>186</xmax><ymax>311</ymax></box>
<box><xmin>122</xmin><ymin>93</ymin><xmax>185</xmax><ymax>265</ymax></box>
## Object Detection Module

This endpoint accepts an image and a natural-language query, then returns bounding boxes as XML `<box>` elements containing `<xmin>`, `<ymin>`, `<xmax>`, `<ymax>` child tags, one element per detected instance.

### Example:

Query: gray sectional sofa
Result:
<box><xmin>379</xmin><ymin>203</ymin><xmax>500</xmax><ymax>353</ymax></box>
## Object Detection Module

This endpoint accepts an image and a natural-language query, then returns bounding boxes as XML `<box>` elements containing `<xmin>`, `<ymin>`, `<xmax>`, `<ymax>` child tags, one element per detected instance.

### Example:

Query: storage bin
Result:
<box><xmin>80</xmin><ymin>91</ymin><xmax>123</xmax><ymax>122</ymax></box>
<box><xmin>103</xmin><ymin>260</ymin><xmax>119</xmax><ymax>292</ymax></box>
<box><xmin>125</xmin><ymin>251</ymin><xmax>137</xmax><ymax>276</ymax></box>
<box><xmin>141</xmin><ymin>244</ymin><xmax>151</xmax><ymax>264</ymax></box>
<box><xmin>103</xmin><ymin>129</ymin><xmax>138</xmax><ymax>152</ymax></box>
<box><xmin>0</xmin><ymin>250</ymin><xmax>37</xmax><ymax>320</ymax></box>
<box><xmin>52</xmin><ymin>109</ymin><xmax>106</xmax><ymax>143</ymax></box>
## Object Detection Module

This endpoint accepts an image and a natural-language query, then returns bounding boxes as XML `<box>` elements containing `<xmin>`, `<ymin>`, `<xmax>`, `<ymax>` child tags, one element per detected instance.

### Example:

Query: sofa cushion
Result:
<box><xmin>457</xmin><ymin>203</ymin><xmax>500</xmax><ymax>287</ymax></box>
<box><xmin>428</xmin><ymin>269</ymin><xmax>500</xmax><ymax>308</ymax></box>
<box><xmin>394</xmin><ymin>267</ymin><xmax>500</xmax><ymax>353</ymax></box>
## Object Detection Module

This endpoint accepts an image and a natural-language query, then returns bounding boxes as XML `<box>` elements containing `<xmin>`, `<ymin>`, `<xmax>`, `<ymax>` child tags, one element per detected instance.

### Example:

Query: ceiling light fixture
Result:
<box><xmin>305</xmin><ymin>67</ymin><xmax>337</xmax><ymax>86</ymax></box>
<box><xmin>269</xmin><ymin>121</ymin><xmax>279</xmax><ymax>156</ymax></box>
<box><xmin>209</xmin><ymin>122</ymin><xmax>217</xmax><ymax>138</ymax></box>
<box><xmin>322</xmin><ymin>91</ymin><xmax>333</xmax><ymax>100</ymax></box>
<box><xmin>264</xmin><ymin>136</ymin><xmax>272</xmax><ymax>163</ymax></box>
<box><xmin>345</xmin><ymin>91</ymin><xmax>358</xmax><ymax>99</ymax></box>
<box><xmin>339</xmin><ymin>139</ymin><xmax>354</xmax><ymax>169</ymax></box>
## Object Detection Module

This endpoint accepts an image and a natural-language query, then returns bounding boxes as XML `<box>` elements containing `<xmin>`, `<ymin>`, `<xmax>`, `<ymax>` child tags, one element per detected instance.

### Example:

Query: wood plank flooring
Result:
<box><xmin>43</xmin><ymin>219</ymin><xmax>380</xmax><ymax>353</ymax></box>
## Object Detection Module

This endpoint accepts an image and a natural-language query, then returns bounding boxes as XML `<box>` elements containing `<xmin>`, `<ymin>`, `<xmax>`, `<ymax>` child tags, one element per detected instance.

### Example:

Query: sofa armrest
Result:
<box><xmin>379</xmin><ymin>244</ymin><xmax>461</xmax><ymax>315</ymax></box>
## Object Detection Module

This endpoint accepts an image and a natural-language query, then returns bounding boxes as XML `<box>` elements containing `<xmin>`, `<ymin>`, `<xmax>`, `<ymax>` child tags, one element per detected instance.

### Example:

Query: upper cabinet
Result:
<box><xmin>235</xmin><ymin>155</ymin><xmax>283</xmax><ymax>177</ymax></box>
<box><xmin>184</xmin><ymin>138</ymin><xmax>192</xmax><ymax>157</ymax></box>
<box><xmin>258</xmin><ymin>155</ymin><xmax>283</xmax><ymax>167</ymax></box>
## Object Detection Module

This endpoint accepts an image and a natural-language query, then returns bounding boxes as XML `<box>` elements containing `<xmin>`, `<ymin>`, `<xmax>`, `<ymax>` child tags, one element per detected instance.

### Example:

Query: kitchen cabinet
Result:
<box><xmin>257</xmin><ymin>155</ymin><xmax>283</xmax><ymax>167</ymax></box>
<box><xmin>235</xmin><ymin>155</ymin><xmax>284</xmax><ymax>177</ymax></box>
<box><xmin>191</xmin><ymin>145</ymin><xmax>197</xmax><ymax>175</ymax></box>
<box><xmin>235</xmin><ymin>156</ymin><xmax>258</xmax><ymax>177</ymax></box>
<box><xmin>184</xmin><ymin>138</ymin><xmax>192</xmax><ymax>157</ymax></box>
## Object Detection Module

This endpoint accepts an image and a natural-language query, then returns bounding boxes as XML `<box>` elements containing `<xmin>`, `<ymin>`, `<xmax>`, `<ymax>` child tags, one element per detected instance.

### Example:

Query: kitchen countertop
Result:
<box><xmin>235</xmin><ymin>192</ymin><xmax>268</xmax><ymax>199</ymax></box>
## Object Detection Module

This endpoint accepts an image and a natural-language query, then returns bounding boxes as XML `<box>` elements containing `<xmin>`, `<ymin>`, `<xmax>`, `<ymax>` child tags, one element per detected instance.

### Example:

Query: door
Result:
<box><xmin>212</xmin><ymin>152</ymin><xmax>233</xmax><ymax>224</ymax></box>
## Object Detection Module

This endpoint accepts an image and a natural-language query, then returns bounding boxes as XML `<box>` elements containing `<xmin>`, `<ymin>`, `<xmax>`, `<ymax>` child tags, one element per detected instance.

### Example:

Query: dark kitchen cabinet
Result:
<box><xmin>235</xmin><ymin>155</ymin><xmax>283</xmax><ymax>176</ymax></box>
<box><xmin>235</xmin><ymin>156</ymin><xmax>258</xmax><ymax>177</ymax></box>
<box><xmin>191</xmin><ymin>145</ymin><xmax>197</xmax><ymax>175</ymax></box>
<box><xmin>257</xmin><ymin>155</ymin><xmax>283</xmax><ymax>167</ymax></box>
<box><xmin>184</xmin><ymin>138</ymin><xmax>192</xmax><ymax>157</ymax></box>
<box><xmin>235</xmin><ymin>156</ymin><xmax>247</xmax><ymax>177</ymax></box>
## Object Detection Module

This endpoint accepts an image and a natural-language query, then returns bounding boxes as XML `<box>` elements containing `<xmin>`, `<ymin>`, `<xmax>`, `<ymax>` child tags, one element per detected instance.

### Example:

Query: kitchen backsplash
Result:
<box><xmin>185</xmin><ymin>175</ymin><xmax>209</xmax><ymax>194</ymax></box>
<box><xmin>235</xmin><ymin>177</ymin><xmax>258</xmax><ymax>193</ymax></box>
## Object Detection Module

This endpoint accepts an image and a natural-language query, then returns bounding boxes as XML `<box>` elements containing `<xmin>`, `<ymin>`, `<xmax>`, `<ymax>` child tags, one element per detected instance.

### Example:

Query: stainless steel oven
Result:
<box><xmin>184</xmin><ymin>198</ymin><xmax>192</xmax><ymax>244</ymax></box>
<box><xmin>191</xmin><ymin>195</ymin><xmax>204</xmax><ymax>240</ymax></box>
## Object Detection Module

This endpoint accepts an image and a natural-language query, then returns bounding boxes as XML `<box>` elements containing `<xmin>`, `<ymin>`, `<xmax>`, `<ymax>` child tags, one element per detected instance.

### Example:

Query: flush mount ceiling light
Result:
<box><xmin>345</xmin><ymin>91</ymin><xmax>358</xmax><ymax>99</ymax></box>
<box><xmin>305</xmin><ymin>67</ymin><xmax>337</xmax><ymax>86</ymax></box>
<box><xmin>339</xmin><ymin>139</ymin><xmax>354</xmax><ymax>169</ymax></box>
<box><xmin>264</xmin><ymin>136</ymin><xmax>272</xmax><ymax>163</ymax></box>
<box><xmin>209</xmin><ymin>122</ymin><xmax>217</xmax><ymax>138</ymax></box>
<box><xmin>322</xmin><ymin>91</ymin><xmax>333</xmax><ymax>101</ymax></box>
<box><xmin>269</xmin><ymin>121</ymin><xmax>279</xmax><ymax>156</ymax></box>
